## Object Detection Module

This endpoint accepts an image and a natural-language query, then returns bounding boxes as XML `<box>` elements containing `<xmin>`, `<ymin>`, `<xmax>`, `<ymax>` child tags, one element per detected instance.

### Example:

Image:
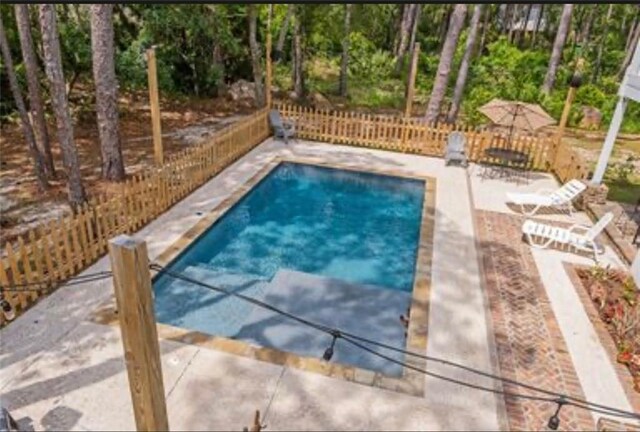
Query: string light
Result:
<box><xmin>322</xmin><ymin>330</ymin><xmax>340</xmax><ymax>361</ymax></box>
<box><xmin>0</xmin><ymin>298</ymin><xmax>15</xmax><ymax>321</ymax></box>
<box><xmin>151</xmin><ymin>264</ymin><xmax>640</xmax><ymax>422</ymax></box>
<box><xmin>548</xmin><ymin>397</ymin><xmax>566</xmax><ymax>431</ymax></box>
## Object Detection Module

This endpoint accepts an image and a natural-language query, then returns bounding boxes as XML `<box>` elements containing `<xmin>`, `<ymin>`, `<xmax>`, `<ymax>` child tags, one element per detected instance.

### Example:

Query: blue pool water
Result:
<box><xmin>153</xmin><ymin>162</ymin><xmax>425</xmax><ymax>374</ymax></box>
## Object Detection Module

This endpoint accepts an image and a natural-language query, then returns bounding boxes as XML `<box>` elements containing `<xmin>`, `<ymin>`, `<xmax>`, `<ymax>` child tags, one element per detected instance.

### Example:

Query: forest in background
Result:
<box><xmin>1</xmin><ymin>3</ymin><xmax>639</xmax><ymax>132</ymax></box>
<box><xmin>0</xmin><ymin>3</ymin><xmax>638</xmax><ymax>220</ymax></box>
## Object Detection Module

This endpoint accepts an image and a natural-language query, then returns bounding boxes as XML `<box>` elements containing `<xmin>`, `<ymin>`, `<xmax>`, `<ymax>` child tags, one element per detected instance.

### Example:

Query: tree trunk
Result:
<box><xmin>275</xmin><ymin>4</ymin><xmax>293</xmax><ymax>57</ymax></box>
<box><xmin>425</xmin><ymin>4</ymin><xmax>467</xmax><ymax>123</ymax></box>
<box><xmin>90</xmin><ymin>4</ymin><xmax>125</xmax><ymax>182</ymax></box>
<box><xmin>39</xmin><ymin>4</ymin><xmax>87</xmax><ymax>208</ymax></box>
<box><xmin>0</xmin><ymin>17</ymin><xmax>49</xmax><ymax>191</ymax></box>
<box><xmin>209</xmin><ymin>5</ymin><xmax>225</xmax><ymax>95</ymax></box>
<box><xmin>542</xmin><ymin>4</ymin><xmax>573</xmax><ymax>95</ymax></box>
<box><xmin>407</xmin><ymin>4</ymin><xmax>422</xmax><ymax>58</ymax></box>
<box><xmin>577</xmin><ymin>4</ymin><xmax>596</xmax><ymax>57</ymax></box>
<box><xmin>478</xmin><ymin>4</ymin><xmax>491</xmax><ymax>55</ymax></box>
<box><xmin>438</xmin><ymin>4</ymin><xmax>453</xmax><ymax>51</ymax></box>
<box><xmin>339</xmin><ymin>3</ymin><xmax>352</xmax><ymax>97</ymax></box>
<box><xmin>394</xmin><ymin>4</ymin><xmax>416</xmax><ymax>73</ymax></box>
<box><xmin>15</xmin><ymin>4</ymin><xmax>56</xmax><ymax>179</ymax></box>
<box><xmin>393</xmin><ymin>4</ymin><xmax>407</xmax><ymax>56</ymax></box>
<box><xmin>618</xmin><ymin>21</ymin><xmax>640</xmax><ymax>79</ymax></box>
<box><xmin>508</xmin><ymin>4</ymin><xmax>520</xmax><ymax>44</ymax></box>
<box><xmin>531</xmin><ymin>4</ymin><xmax>544</xmax><ymax>47</ymax></box>
<box><xmin>625</xmin><ymin>16</ymin><xmax>639</xmax><ymax>53</ymax></box>
<box><xmin>447</xmin><ymin>5</ymin><xmax>483</xmax><ymax>123</ymax></box>
<box><xmin>501</xmin><ymin>4</ymin><xmax>511</xmax><ymax>35</ymax></box>
<box><xmin>517</xmin><ymin>3</ymin><xmax>533</xmax><ymax>47</ymax></box>
<box><xmin>593</xmin><ymin>4</ymin><xmax>613</xmax><ymax>83</ymax></box>
<box><xmin>247</xmin><ymin>4</ymin><xmax>265</xmax><ymax>105</ymax></box>
<box><xmin>292</xmin><ymin>5</ymin><xmax>305</xmax><ymax>99</ymax></box>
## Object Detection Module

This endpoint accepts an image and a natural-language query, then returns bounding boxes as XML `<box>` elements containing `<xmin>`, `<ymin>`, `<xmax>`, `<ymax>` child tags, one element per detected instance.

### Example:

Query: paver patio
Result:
<box><xmin>0</xmin><ymin>138</ymin><xmax>636</xmax><ymax>431</ymax></box>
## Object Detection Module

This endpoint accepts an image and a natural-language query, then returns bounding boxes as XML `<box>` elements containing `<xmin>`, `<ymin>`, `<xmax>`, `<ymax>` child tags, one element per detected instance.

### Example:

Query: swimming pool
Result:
<box><xmin>154</xmin><ymin>161</ymin><xmax>426</xmax><ymax>375</ymax></box>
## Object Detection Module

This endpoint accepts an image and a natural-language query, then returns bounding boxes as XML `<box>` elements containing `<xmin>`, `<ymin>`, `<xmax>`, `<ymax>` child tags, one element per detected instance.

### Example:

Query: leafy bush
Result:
<box><xmin>347</xmin><ymin>32</ymin><xmax>394</xmax><ymax>80</ymax></box>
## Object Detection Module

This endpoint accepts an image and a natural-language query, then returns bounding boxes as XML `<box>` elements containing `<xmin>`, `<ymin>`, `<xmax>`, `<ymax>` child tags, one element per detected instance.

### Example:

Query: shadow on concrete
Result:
<box><xmin>1</xmin><ymin>140</ymin><xmax>591</xmax><ymax>431</ymax></box>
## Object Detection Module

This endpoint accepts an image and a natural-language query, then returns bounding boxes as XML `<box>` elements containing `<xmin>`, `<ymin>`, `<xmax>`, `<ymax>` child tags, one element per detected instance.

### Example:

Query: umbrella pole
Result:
<box><xmin>507</xmin><ymin>105</ymin><xmax>518</xmax><ymax>147</ymax></box>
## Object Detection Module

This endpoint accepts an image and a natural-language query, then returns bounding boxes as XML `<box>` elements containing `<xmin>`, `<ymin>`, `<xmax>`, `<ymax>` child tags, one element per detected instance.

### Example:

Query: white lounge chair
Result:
<box><xmin>506</xmin><ymin>179</ymin><xmax>587</xmax><ymax>216</ymax></box>
<box><xmin>522</xmin><ymin>212</ymin><xmax>614</xmax><ymax>261</ymax></box>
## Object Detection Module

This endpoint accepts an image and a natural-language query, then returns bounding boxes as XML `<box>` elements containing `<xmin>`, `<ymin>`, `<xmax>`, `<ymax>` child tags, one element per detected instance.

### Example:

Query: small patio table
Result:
<box><xmin>481</xmin><ymin>147</ymin><xmax>530</xmax><ymax>182</ymax></box>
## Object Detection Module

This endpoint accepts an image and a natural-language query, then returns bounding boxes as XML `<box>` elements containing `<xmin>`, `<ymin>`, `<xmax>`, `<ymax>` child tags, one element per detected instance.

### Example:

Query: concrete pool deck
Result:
<box><xmin>0</xmin><ymin>138</ymin><xmax>636</xmax><ymax>430</ymax></box>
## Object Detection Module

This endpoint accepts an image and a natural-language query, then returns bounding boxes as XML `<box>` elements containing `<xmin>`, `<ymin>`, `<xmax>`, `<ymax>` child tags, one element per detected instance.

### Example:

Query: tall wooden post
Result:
<box><xmin>146</xmin><ymin>48</ymin><xmax>164</xmax><ymax>165</ymax></box>
<box><xmin>404</xmin><ymin>42</ymin><xmax>420</xmax><ymax>118</ymax></box>
<box><xmin>557</xmin><ymin>88</ymin><xmax>576</xmax><ymax>138</ymax></box>
<box><xmin>108</xmin><ymin>235</ymin><xmax>169</xmax><ymax>432</ymax></box>
<box><xmin>557</xmin><ymin>57</ymin><xmax>584</xmax><ymax>142</ymax></box>
<box><xmin>265</xmin><ymin>5</ymin><xmax>273</xmax><ymax>109</ymax></box>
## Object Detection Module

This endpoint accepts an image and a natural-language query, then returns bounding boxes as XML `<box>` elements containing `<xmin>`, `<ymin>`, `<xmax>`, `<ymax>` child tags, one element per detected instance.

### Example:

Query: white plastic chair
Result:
<box><xmin>506</xmin><ymin>179</ymin><xmax>587</xmax><ymax>216</ymax></box>
<box><xmin>522</xmin><ymin>212</ymin><xmax>614</xmax><ymax>261</ymax></box>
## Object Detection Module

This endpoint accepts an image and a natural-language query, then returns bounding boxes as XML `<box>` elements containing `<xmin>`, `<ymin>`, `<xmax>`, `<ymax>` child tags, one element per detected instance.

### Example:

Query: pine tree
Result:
<box><xmin>39</xmin><ymin>4</ymin><xmax>87</xmax><ymax>207</ymax></box>
<box><xmin>90</xmin><ymin>4</ymin><xmax>126</xmax><ymax>181</ymax></box>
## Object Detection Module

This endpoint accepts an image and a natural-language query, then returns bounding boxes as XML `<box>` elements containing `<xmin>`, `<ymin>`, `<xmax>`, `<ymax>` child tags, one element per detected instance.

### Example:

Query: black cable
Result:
<box><xmin>340</xmin><ymin>335</ymin><xmax>640</xmax><ymax>420</ymax></box>
<box><xmin>336</xmin><ymin>329</ymin><xmax>639</xmax><ymax>419</ymax></box>
<box><xmin>151</xmin><ymin>264</ymin><xmax>640</xmax><ymax>421</ymax></box>
<box><xmin>0</xmin><ymin>271</ymin><xmax>113</xmax><ymax>292</ymax></box>
<box><xmin>340</xmin><ymin>334</ymin><xmax>555</xmax><ymax>403</ymax></box>
<box><xmin>150</xmin><ymin>264</ymin><xmax>335</xmax><ymax>334</ymax></box>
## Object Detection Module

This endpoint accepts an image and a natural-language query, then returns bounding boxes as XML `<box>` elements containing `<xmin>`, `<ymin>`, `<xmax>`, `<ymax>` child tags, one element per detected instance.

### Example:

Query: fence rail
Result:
<box><xmin>1</xmin><ymin>103</ymin><xmax>588</xmax><ymax>326</ymax></box>
<box><xmin>0</xmin><ymin>108</ymin><xmax>269</xmax><ymax>326</ymax></box>
<box><xmin>274</xmin><ymin>102</ymin><xmax>587</xmax><ymax>177</ymax></box>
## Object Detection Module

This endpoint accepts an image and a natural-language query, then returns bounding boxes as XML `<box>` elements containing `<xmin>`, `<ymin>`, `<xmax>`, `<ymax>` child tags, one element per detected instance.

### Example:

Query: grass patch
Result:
<box><xmin>605</xmin><ymin>179</ymin><xmax>640</xmax><ymax>204</ymax></box>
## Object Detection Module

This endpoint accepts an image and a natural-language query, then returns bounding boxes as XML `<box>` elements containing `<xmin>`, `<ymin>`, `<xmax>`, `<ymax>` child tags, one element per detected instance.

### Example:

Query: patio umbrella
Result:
<box><xmin>479</xmin><ymin>99</ymin><xmax>556</xmax><ymax>142</ymax></box>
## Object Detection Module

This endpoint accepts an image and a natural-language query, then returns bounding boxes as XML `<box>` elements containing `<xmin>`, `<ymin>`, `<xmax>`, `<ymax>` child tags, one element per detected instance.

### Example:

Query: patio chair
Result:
<box><xmin>444</xmin><ymin>132</ymin><xmax>468</xmax><ymax>167</ymax></box>
<box><xmin>269</xmin><ymin>109</ymin><xmax>296</xmax><ymax>144</ymax></box>
<box><xmin>521</xmin><ymin>212</ymin><xmax>614</xmax><ymax>262</ymax></box>
<box><xmin>506</xmin><ymin>179</ymin><xmax>587</xmax><ymax>216</ymax></box>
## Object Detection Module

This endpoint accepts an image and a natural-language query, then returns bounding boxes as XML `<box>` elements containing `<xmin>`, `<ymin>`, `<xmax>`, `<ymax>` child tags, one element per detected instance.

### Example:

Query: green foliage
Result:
<box><xmin>1</xmin><ymin>3</ymin><xmax>639</xmax><ymax>136</ymax></box>
<box><xmin>603</xmin><ymin>155</ymin><xmax>640</xmax><ymax>204</ymax></box>
<box><xmin>138</xmin><ymin>5</ymin><xmax>241</xmax><ymax>96</ymax></box>
<box><xmin>459</xmin><ymin>39</ymin><xmax>547</xmax><ymax>124</ymax></box>
<box><xmin>347</xmin><ymin>32</ymin><xmax>394</xmax><ymax>80</ymax></box>
<box><xmin>606</xmin><ymin>156</ymin><xmax>638</xmax><ymax>185</ymax></box>
<box><xmin>56</xmin><ymin>5</ymin><xmax>92</xmax><ymax>85</ymax></box>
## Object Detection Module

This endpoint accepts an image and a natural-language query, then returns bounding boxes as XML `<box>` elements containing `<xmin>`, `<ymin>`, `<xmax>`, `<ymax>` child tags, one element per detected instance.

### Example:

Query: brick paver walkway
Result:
<box><xmin>475</xmin><ymin>210</ymin><xmax>594</xmax><ymax>431</ymax></box>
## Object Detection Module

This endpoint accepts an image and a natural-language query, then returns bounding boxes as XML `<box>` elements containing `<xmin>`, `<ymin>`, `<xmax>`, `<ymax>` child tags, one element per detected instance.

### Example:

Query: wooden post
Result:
<box><xmin>146</xmin><ymin>48</ymin><xmax>164</xmax><ymax>166</ymax></box>
<box><xmin>251</xmin><ymin>410</ymin><xmax>262</xmax><ymax>432</ymax></box>
<box><xmin>265</xmin><ymin>5</ymin><xmax>273</xmax><ymax>109</ymax></box>
<box><xmin>557</xmin><ymin>58</ymin><xmax>584</xmax><ymax>143</ymax></box>
<box><xmin>108</xmin><ymin>235</ymin><xmax>169</xmax><ymax>432</ymax></box>
<box><xmin>404</xmin><ymin>42</ymin><xmax>420</xmax><ymax>118</ymax></box>
<box><xmin>557</xmin><ymin>86</ymin><xmax>576</xmax><ymax>139</ymax></box>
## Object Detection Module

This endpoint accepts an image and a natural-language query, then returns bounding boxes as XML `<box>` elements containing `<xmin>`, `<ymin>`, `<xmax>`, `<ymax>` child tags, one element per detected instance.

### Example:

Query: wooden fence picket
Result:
<box><xmin>1</xmin><ymin>106</ymin><xmax>583</xmax><ymax>325</ymax></box>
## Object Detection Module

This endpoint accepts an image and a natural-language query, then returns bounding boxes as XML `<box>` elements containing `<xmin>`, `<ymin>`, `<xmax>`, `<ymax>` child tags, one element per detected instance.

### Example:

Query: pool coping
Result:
<box><xmin>91</xmin><ymin>155</ymin><xmax>436</xmax><ymax>397</ymax></box>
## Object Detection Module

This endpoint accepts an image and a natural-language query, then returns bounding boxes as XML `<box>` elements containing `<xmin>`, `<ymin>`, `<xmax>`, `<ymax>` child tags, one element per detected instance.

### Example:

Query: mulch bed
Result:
<box><xmin>566</xmin><ymin>263</ymin><xmax>640</xmax><ymax>415</ymax></box>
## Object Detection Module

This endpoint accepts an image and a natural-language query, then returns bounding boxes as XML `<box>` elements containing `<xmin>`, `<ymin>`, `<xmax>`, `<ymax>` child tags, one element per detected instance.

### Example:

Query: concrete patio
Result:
<box><xmin>0</xmin><ymin>138</ymin><xmax>636</xmax><ymax>431</ymax></box>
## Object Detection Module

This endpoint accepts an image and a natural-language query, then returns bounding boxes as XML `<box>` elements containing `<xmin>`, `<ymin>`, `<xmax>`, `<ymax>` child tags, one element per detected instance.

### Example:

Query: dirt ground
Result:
<box><xmin>0</xmin><ymin>89</ymin><xmax>256</xmax><ymax>244</ymax></box>
<box><xmin>2</xmin><ymin>89</ymin><xmax>640</xmax><ymax>245</ymax></box>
